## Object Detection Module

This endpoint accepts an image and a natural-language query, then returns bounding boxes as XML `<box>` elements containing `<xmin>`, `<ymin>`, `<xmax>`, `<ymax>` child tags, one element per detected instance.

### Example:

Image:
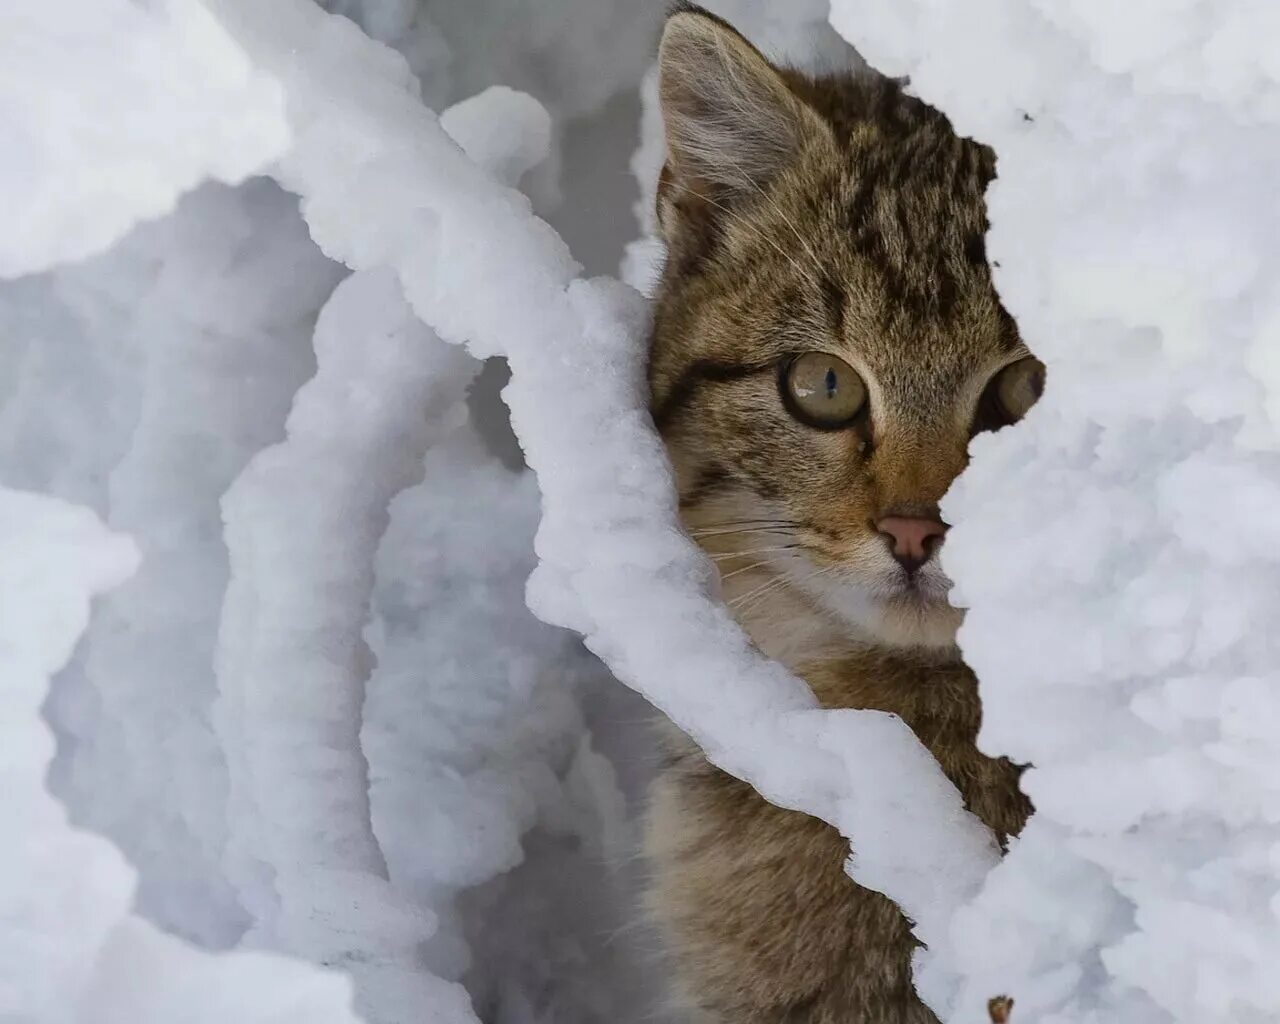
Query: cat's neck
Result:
<box><xmin>730</xmin><ymin>573</ymin><xmax>983</xmax><ymax>742</ymax></box>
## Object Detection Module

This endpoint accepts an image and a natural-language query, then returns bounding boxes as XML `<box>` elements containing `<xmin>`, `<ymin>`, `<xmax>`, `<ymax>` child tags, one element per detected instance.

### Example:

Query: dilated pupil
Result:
<box><xmin>824</xmin><ymin>367</ymin><xmax>837</xmax><ymax>399</ymax></box>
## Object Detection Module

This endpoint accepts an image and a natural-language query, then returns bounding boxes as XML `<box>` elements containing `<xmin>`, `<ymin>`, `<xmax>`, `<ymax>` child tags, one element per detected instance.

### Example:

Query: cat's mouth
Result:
<box><xmin>852</xmin><ymin>570</ymin><xmax>953</xmax><ymax>619</ymax></box>
<box><xmin>689</xmin><ymin>508</ymin><xmax>962</xmax><ymax>647</ymax></box>
<box><xmin>783</xmin><ymin>543</ymin><xmax>962</xmax><ymax>648</ymax></box>
<box><xmin>881</xmin><ymin>561</ymin><xmax>952</xmax><ymax>602</ymax></box>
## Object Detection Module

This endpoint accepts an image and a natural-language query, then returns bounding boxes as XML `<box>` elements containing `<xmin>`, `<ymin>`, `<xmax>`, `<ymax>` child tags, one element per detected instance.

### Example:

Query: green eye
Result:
<box><xmin>995</xmin><ymin>356</ymin><xmax>1045</xmax><ymax>421</ymax></box>
<box><xmin>782</xmin><ymin>352</ymin><xmax>867</xmax><ymax>428</ymax></box>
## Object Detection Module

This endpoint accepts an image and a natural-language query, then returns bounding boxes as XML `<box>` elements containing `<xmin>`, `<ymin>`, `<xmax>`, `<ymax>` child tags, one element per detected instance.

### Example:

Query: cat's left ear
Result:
<box><xmin>656</xmin><ymin>5</ymin><xmax>833</xmax><ymax>232</ymax></box>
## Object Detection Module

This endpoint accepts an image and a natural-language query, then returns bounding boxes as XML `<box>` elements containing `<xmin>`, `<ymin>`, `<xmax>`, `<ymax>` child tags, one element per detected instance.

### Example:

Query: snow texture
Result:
<box><xmin>212</xmin><ymin>268</ymin><xmax>480</xmax><ymax>1022</ymax></box>
<box><xmin>0</xmin><ymin>1</ymin><xmax>289</xmax><ymax>277</ymax></box>
<box><xmin>830</xmin><ymin>0</ymin><xmax>1280</xmax><ymax>1019</ymax></box>
<box><xmin>5</xmin><ymin>0</ymin><xmax>1278</xmax><ymax>1023</ymax></box>
<box><xmin>4</xmin><ymin>2</ymin><xmax>672</xmax><ymax>1021</ymax></box>
<box><xmin>0</xmin><ymin>488</ymin><xmax>365</xmax><ymax>1024</ymax></box>
<box><xmin>362</xmin><ymin>424</ymin><xmax>660</xmax><ymax>1024</ymax></box>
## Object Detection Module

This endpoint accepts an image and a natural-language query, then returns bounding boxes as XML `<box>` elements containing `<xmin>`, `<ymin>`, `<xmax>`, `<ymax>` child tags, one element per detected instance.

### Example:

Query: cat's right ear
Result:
<box><xmin>656</xmin><ymin>5</ymin><xmax>831</xmax><ymax>237</ymax></box>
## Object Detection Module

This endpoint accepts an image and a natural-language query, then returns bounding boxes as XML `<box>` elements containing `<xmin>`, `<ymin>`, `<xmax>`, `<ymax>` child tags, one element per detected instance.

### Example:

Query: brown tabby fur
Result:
<box><xmin>644</xmin><ymin>6</ymin><xmax>1035</xmax><ymax>1022</ymax></box>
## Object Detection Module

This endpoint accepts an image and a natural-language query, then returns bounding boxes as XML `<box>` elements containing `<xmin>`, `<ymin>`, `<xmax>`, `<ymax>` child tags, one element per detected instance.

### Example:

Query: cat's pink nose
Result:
<box><xmin>876</xmin><ymin>516</ymin><xmax>948</xmax><ymax>572</ymax></box>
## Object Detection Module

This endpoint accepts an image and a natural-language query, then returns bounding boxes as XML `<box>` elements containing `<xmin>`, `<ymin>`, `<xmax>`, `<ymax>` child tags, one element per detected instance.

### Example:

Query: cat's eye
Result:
<box><xmin>971</xmin><ymin>356</ymin><xmax>1046</xmax><ymax>436</ymax></box>
<box><xmin>782</xmin><ymin>353</ymin><xmax>867</xmax><ymax>429</ymax></box>
<box><xmin>994</xmin><ymin>357</ymin><xmax>1045</xmax><ymax>421</ymax></box>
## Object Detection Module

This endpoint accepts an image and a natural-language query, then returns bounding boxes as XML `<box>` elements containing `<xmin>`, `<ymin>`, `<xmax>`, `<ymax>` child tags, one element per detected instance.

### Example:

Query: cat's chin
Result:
<box><xmin>863</xmin><ymin>592</ymin><xmax>964</xmax><ymax>650</ymax></box>
<box><xmin>803</xmin><ymin>571</ymin><xmax>964</xmax><ymax>650</ymax></box>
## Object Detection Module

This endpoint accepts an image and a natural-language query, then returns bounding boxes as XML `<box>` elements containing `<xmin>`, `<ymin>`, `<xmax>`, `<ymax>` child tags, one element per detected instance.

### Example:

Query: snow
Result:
<box><xmin>4</xmin><ymin>3</ymin><xmax>676</xmax><ymax>1020</ymax></box>
<box><xmin>0</xmin><ymin>1</ymin><xmax>289</xmax><ymax>277</ymax></box>
<box><xmin>5</xmin><ymin>1</ymin><xmax>1279</xmax><ymax>1022</ymax></box>
<box><xmin>831</xmin><ymin>0</ymin><xmax>1280</xmax><ymax>1019</ymax></box>
<box><xmin>212</xmin><ymin>268</ymin><xmax>480</xmax><ymax>1022</ymax></box>
<box><xmin>31</xmin><ymin>180</ymin><xmax>341</xmax><ymax>946</ymax></box>
<box><xmin>0</xmin><ymin>487</ymin><xmax>365</xmax><ymax>1024</ymax></box>
<box><xmin>362</xmin><ymin>424</ymin><xmax>659</xmax><ymax>1022</ymax></box>
<box><xmin>1</xmin><ymin>489</ymin><xmax>140</xmax><ymax>1019</ymax></box>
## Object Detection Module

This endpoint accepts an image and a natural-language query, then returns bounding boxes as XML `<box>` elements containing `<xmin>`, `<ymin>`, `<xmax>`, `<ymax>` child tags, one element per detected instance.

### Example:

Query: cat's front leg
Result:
<box><xmin>645</xmin><ymin>744</ymin><xmax>939</xmax><ymax>1024</ymax></box>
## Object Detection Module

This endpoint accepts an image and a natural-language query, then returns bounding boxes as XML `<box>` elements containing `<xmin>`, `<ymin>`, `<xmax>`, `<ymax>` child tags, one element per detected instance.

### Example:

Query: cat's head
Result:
<box><xmin>648</xmin><ymin>5</ymin><xmax>1043</xmax><ymax>653</ymax></box>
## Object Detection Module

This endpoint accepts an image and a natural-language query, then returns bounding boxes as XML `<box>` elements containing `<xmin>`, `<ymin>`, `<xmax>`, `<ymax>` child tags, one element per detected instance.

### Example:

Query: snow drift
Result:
<box><xmin>3</xmin><ymin>1</ymin><xmax>1278</xmax><ymax>1023</ymax></box>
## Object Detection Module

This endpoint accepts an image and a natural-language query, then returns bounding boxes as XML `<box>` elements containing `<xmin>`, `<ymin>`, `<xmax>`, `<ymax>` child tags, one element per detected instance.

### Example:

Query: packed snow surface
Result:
<box><xmin>3</xmin><ymin>1</ymin><xmax>1277</xmax><ymax>1023</ymax></box>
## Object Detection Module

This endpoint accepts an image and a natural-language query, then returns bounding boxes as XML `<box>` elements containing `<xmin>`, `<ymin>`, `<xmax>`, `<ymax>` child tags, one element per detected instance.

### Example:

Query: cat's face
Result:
<box><xmin>648</xmin><ymin>7</ymin><xmax>1043</xmax><ymax>651</ymax></box>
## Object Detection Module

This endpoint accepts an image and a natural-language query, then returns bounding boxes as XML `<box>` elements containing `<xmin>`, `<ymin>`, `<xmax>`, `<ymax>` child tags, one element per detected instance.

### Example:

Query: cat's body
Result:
<box><xmin>644</xmin><ymin>6</ymin><xmax>1038</xmax><ymax>1022</ymax></box>
<box><xmin>647</xmin><ymin>656</ymin><xmax>1029</xmax><ymax>1024</ymax></box>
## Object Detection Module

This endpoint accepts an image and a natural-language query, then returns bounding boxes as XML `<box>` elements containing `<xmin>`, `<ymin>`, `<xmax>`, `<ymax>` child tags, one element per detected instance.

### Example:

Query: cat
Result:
<box><xmin>643</xmin><ymin>5</ymin><xmax>1040</xmax><ymax>1022</ymax></box>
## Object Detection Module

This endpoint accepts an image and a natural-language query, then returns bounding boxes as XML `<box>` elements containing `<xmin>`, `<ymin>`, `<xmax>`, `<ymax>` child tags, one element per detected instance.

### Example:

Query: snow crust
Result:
<box><xmin>0</xmin><ymin>1</ymin><xmax>288</xmax><ymax>277</ymax></box>
<box><xmin>0</xmin><ymin>488</ymin><xmax>365</xmax><ymax>1024</ymax></box>
<box><xmin>6</xmin><ymin>1</ymin><xmax>1278</xmax><ymax>1022</ymax></box>
<box><xmin>4</xmin><ymin>3</ymin><xmax>670</xmax><ymax>1020</ymax></box>
<box><xmin>830</xmin><ymin>0</ymin><xmax>1280</xmax><ymax>1019</ymax></box>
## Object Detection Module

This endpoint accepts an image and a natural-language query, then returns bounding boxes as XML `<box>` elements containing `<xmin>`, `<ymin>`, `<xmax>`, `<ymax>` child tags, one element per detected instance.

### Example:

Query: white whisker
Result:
<box><xmin>717</xmin><ymin>560</ymin><xmax>773</xmax><ymax>582</ymax></box>
<box><xmin>707</xmin><ymin>545</ymin><xmax>800</xmax><ymax>560</ymax></box>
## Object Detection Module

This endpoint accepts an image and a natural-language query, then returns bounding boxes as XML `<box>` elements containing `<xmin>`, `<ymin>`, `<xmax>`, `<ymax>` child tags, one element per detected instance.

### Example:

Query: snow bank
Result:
<box><xmin>203</xmin><ymin>0</ymin><xmax>998</xmax><ymax>962</ymax></box>
<box><xmin>362</xmin><ymin>423</ymin><xmax>657</xmax><ymax>1023</ymax></box>
<box><xmin>0</xmin><ymin>488</ymin><xmax>365</xmax><ymax>1024</ymax></box>
<box><xmin>0</xmin><ymin>1</ymin><xmax>288</xmax><ymax>277</ymax></box>
<box><xmin>831</xmin><ymin>1</ymin><xmax>1280</xmax><ymax>1019</ymax></box>
<box><xmin>24</xmin><ymin>181</ymin><xmax>340</xmax><ymax>947</ymax></box>
<box><xmin>5</xmin><ymin>2</ymin><xmax>671</xmax><ymax>1020</ymax></box>
<box><xmin>213</xmin><ymin>269</ymin><xmax>479</xmax><ymax>1024</ymax></box>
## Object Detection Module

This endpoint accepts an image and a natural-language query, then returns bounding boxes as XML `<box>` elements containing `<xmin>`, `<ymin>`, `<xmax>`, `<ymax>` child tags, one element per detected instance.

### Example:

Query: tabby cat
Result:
<box><xmin>644</xmin><ymin>6</ymin><xmax>1041</xmax><ymax>1022</ymax></box>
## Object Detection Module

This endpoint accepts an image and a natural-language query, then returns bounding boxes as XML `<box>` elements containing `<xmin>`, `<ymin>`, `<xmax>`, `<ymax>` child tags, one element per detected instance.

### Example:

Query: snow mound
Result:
<box><xmin>0</xmin><ymin>0</ymin><xmax>288</xmax><ymax>277</ymax></box>
<box><xmin>0</xmin><ymin>488</ymin><xmax>366</xmax><ymax>1024</ymax></box>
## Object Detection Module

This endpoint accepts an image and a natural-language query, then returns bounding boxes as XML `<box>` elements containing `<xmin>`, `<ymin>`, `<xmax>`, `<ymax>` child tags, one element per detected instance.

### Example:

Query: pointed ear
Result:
<box><xmin>656</xmin><ymin>6</ymin><xmax>832</xmax><ymax>232</ymax></box>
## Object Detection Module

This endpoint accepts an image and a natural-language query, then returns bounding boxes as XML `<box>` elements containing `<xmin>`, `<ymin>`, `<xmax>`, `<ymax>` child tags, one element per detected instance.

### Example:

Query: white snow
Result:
<box><xmin>30</xmin><ymin>180</ymin><xmax>341</xmax><ymax>947</ymax></box>
<box><xmin>0</xmin><ymin>488</ymin><xmax>366</xmax><ymax>1024</ymax></box>
<box><xmin>212</xmin><ymin>268</ymin><xmax>480</xmax><ymax>1022</ymax></box>
<box><xmin>5</xmin><ymin>1</ymin><xmax>1279</xmax><ymax>1022</ymax></box>
<box><xmin>4</xmin><ymin>2</ymin><xmax>677</xmax><ymax>1019</ymax></box>
<box><xmin>362</xmin><ymin>424</ymin><xmax>657</xmax><ymax>1023</ymax></box>
<box><xmin>0</xmin><ymin>1</ymin><xmax>288</xmax><ymax>277</ymax></box>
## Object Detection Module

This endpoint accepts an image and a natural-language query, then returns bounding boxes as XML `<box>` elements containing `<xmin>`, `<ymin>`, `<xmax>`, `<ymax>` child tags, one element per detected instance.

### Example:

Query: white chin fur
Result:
<box><xmin>795</xmin><ymin>562</ymin><xmax>963</xmax><ymax>650</ymax></box>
